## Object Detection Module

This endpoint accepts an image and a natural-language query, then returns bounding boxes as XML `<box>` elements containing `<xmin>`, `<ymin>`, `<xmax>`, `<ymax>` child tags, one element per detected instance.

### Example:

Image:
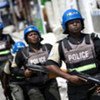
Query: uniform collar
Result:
<box><xmin>68</xmin><ymin>33</ymin><xmax>85</xmax><ymax>44</ymax></box>
<box><xmin>29</xmin><ymin>44</ymin><xmax>43</xmax><ymax>52</ymax></box>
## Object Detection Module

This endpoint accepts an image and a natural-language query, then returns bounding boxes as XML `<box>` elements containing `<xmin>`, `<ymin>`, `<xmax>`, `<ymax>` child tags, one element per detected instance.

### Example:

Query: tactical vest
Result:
<box><xmin>0</xmin><ymin>35</ymin><xmax>12</xmax><ymax>62</ymax></box>
<box><xmin>21</xmin><ymin>45</ymin><xmax>50</xmax><ymax>85</ymax></box>
<box><xmin>28</xmin><ymin>46</ymin><xmax>49</xmax><ymax>65</ymax></box>
<box><xmin>61</xmin><ymin>35</ymin><xmax>98</xmax><ymax>75</ymax></box>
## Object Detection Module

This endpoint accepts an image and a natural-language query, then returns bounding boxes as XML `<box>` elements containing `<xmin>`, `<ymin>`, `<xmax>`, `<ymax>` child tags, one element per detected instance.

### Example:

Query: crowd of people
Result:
<box><xmin>0</xmin><ymin>8</ymin><xmax>100</xmax><ymax>100</ymax></box>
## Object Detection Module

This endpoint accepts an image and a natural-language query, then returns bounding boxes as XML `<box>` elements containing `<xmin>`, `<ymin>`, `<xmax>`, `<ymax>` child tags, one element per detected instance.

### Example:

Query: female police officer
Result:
<box><xmin>46</xmin><ymin>9</ymin><xmax>100</xmax><ymax>100</ymax></box>
<box><xmin>11</xmin><ymin>25</ymin><xmax>61</xmax><ymax>100</ymax></box>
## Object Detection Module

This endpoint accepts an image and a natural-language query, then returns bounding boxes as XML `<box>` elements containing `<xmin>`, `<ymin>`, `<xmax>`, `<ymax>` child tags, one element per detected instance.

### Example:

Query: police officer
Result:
<box><xmin>11</xmin><ymin>25</ymin><xmax>61</xmax><ymax>100</ymax></box>
<box><xmin>0</xmin><ymin>22</ymin><xmax>15</xmax><ymax>71</ymax></box>
<box><xmin>3</xmin><ymin>41</ymin><xmax>26</xmax><ymax>100</ymax></box>
<box><xmin>0</xmin><ymin>22</ymin><xmax>15</xmax><ymax>98</ymax></box>
<box><xmin>46</xmin><ymin>9</ymin><xmax>100</xmax><ymax>100</ymax></box>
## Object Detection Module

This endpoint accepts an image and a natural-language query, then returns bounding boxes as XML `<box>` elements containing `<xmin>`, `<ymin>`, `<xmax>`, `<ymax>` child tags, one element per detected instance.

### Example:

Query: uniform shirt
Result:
<box><xmin>46</xmin><ymin>33</ymin><xmax>100</xmax><ymax>69</ymax></box>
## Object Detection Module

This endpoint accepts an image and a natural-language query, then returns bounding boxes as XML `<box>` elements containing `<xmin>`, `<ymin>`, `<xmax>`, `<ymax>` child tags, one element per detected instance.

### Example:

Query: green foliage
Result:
<box><xmin>41</xmin><ymin>0</ymin><xmax>51</xmax><ymax>5</ymax></box>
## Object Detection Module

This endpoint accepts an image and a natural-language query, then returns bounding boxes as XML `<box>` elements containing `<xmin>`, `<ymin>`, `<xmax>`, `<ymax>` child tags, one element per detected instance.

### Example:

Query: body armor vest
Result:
<box><xmin>61</xmin><ymin>35</ymin><xmax>98</xmax><ymax>75</ymax></box>
<box><xmin>22</xmin><ymin>45</ymin><xmax>49</xmax><ymax>85</ymax></box>
<box><xmin>27</xmin><ymin>45</ymin><xmax>49</xmax><ymax>65</ymax></box>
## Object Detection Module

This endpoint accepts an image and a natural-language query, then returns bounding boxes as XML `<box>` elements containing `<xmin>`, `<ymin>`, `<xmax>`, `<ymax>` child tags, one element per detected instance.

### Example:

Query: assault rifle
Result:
<box><xmin>26</xmin><ymin>63</ymin><xmax>61</xmax><ymax>78</ymax></box>
<box><xmin>26</xmin><ymin>63</ymin><xmax>100</xmax><ymax>85</ymax></box>
<box><xmin>69</xmin><ymin>70</ymin><xmax>100</xmax><ymax>85</ymax></box>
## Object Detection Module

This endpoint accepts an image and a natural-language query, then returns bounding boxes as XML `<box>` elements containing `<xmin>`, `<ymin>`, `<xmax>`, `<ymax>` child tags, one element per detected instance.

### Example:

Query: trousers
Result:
<box><xmin>26</xmin><ymin>79</ymin><xmax>61</xmax><ymax>100</ymax></box>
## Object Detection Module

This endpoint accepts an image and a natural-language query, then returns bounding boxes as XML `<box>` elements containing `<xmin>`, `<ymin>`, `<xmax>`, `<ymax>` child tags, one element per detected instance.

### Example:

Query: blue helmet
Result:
<box><xmin>24</xmin><ymin>25</ymin><xmax>43</xmax><ymax>42</ymax></box>
<box><xmin>12</xmin><ymin>41</ymin><xmax>25</xmax><ymax>54</ymax></box>
<box><xmin>24</xmin><ymin>25</ymin><xmax>40</xmax><ymax>37</ymax></box>
<box><xmin>0</xmin><ymin>22</ymin><xmax>4</xmax><ymax>30</ymax></box>
<box><xmin>62</xmin><ymin>9</ymin><xmax>84</xmax><ymax>31</ymax></box>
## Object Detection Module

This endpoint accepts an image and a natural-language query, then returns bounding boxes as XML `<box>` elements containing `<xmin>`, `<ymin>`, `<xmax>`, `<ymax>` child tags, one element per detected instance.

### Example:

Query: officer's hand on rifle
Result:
<box><xmin>24</xmin><ymin>69</ymin><xmax>33</xmax><ymax>78</ymax></box>
<box><xmin>69</xmin><ymin>75</ymin><xmax>87</xmax><ymax>85</ymax></box>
